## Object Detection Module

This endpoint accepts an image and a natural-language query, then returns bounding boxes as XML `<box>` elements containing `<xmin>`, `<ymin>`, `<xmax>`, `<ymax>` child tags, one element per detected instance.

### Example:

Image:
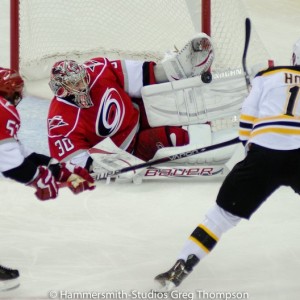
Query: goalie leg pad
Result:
<box><xmin>142</xmin><ymin>74</ymin><xmax>247</xmax><ymax>127</ymax></box>
<box><xmin>134</xmin><ymin>126</ymin><xmax>189</xmax><ymax>161</ymax></box>
<box><xmin>187</xmin><ymin>123</ymin><xmax>211</xmax><ymax>146</ymax></box>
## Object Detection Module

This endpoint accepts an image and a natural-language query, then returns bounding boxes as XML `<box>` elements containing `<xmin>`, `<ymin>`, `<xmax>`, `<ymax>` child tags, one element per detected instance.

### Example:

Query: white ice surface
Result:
<box><xmin>1</xmin><ymin>1</ymin><xmax>300</xmax><ymax>299</ymax></box>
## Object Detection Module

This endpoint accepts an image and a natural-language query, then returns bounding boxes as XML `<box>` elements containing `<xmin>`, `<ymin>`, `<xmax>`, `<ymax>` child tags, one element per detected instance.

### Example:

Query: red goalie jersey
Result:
<box><xmin>48</xmin><ymin>58</ymin><xmax>156</xmax><ymax>162</ymax></box>
<box><xmin>48</xmin><ymin>57</ymin><xmax>189</xmax><ymax>167</ymax></box>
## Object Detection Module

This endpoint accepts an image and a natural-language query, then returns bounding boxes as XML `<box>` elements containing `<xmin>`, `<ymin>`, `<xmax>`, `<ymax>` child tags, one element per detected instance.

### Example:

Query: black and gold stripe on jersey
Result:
<box><xmin>240</xmin><ymin>114</ymin><xmax>300</xmax><ymax>141</ymax></box>
<box><xmin>239</xmin><ymin>114</ymin><xmax>255</xmax><ymax>143</ymax></box>
<box><xmin>189</xmin><ymin>224</ymin><xmax>219</xmax><ymax>253</ymax></box>
<box><xmin>252</xmin><ymin>115</ymin><xmax>300</xmax><ymax>137</ymax></box>
<box><xmin>256</xmin><ymin>66</ymin><xmax>300</xmax><ymax>77</ymax></box>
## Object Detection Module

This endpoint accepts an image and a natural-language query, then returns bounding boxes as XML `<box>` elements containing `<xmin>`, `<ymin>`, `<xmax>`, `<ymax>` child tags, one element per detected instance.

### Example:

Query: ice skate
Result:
<box><xmin>0</xmin><ymin>265</ymin><xmax>20</xmax><ymax>291</ymax></box>
<box><xmin>154</xmin><ymin>254</ymin><xmax>199</xmax><ymax>290</ymax></box>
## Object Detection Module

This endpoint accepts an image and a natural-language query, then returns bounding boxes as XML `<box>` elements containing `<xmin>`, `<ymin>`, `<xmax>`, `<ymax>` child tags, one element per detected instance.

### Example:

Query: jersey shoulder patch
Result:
<box><xmin>48</xmin><ymin>99</ymin><xmax>79</xmax><ymax>137</ymax></box>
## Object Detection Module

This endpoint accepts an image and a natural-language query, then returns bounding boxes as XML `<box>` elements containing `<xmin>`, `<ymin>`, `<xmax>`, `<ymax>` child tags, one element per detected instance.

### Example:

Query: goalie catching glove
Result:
<box><xmin>161</xmin><ymin>33</ymin><xmax>214</xmax><ymax>81</ymax></box>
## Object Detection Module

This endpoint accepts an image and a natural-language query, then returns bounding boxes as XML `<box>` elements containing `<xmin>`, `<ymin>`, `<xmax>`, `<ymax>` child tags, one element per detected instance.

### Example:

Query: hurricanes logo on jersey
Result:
<box><xmin>96</xmin><ymin>88</ymin><xmax>125</xmax><ymax>137</ymax></box>
<box><xmin>48</xmin><ymin>115</ymin><xmax>69</xmax><ymax>136</ymax></box>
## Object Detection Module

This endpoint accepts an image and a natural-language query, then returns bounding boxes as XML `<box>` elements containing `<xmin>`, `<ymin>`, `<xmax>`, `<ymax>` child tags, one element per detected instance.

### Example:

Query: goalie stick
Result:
<box><xmin>90</xmin><ymin>137</ymin><xmax>240</xmax><ymax>180</ymax></box>
<box><xmin>131</xmin><ymin>164</ymin><xmax>229</xmax><ymax>180</ymax></box>
<box><xmin>243</xmin><ymin>18</ymin><xmax>251</xmax><ymax>91</ymax></box>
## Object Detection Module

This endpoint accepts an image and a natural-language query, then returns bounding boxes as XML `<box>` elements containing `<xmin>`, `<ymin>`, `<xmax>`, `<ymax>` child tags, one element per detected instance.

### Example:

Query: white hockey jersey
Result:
<box><xmin>239</xmin><ymin>66</ymin><xmax>300</xmax><ymax>150</ymax></box>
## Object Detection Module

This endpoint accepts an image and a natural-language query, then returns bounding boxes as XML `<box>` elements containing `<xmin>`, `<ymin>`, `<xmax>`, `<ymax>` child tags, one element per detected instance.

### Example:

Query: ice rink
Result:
<box><xmin>1</xmin><ymin>1</ymin><xmax>300</xmax><ymax>299</ymax></box>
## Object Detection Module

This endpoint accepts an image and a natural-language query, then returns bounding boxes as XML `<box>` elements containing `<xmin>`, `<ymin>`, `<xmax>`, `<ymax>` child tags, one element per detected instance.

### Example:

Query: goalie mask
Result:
<box><xmin>292</xmin><ymin>38</ymin><xmax>300</xmax><ymax>66</ymax></box>
<box><xmin>49</xmin><ymin>60</ymin><xmax>93</xmax><ymax>108</ymax></box>
<box><xmin>0</xmin><ymin>67</ymin><xmax>24</xmax><ymax>106</ymax></box>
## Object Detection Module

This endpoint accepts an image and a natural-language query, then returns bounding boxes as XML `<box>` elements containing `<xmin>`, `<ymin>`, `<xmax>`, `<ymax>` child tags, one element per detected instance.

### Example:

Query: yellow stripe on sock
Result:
<box><xmin>199</xmin><ymin>224</ymin><xmax>219</xmax><ymax>242</ymax></box>
<box><xmin>189</xmin><ymin>236</ymin><xmax>210</xmax><ymax>253</ymax></box>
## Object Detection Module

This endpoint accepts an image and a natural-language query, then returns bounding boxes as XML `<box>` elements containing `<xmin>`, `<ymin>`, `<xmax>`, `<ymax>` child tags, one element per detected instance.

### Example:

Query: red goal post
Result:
<box><xmin>10</xmin><ymin>0</ymin><xmax>269</xmax><ymax>80</ymax></box>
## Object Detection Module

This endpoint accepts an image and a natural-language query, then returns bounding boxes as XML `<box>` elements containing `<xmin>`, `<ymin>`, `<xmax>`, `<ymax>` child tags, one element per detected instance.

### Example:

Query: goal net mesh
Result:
<box><xmin>17</xmin><ymin>0</ymin><xmax>269</xmax><ymax>131</ymax></box>
<box><xmin>18</xmin><ymin>0</ymin><xmax>269</xmax><ymax>80</ymax></box>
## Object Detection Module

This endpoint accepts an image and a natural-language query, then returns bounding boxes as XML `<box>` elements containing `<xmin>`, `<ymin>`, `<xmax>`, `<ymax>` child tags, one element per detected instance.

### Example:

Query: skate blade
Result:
<box><xmin>0</xmin><ymin>278</ymin><xmax>20</xmax><ymax>292</ymax></box>
<box><xmin>153</xmin><ymin>279</ymin><xmax>176</xmax><ymax>292</ymax></box>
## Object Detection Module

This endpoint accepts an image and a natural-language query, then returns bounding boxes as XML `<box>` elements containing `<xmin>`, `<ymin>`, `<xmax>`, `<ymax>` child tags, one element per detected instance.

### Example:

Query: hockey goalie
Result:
<box><xmin>47</xmin><ymin>33</ymin><xmax>247</xmax><ymax>183</ymax></box>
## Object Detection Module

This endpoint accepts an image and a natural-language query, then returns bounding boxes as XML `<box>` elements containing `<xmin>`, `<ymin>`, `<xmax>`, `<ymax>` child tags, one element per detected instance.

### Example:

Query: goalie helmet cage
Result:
<box><xmin>10</xmin><ymin>0</ymin><xmax>269</xmax><ymax>81</ymax></box>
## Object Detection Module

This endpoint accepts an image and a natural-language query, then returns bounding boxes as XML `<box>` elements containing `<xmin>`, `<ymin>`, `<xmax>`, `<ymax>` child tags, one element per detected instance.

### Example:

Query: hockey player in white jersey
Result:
<box><xmin>154</xmin><ymin>39</ymin><xmax>300</xmax><ymax>290</ymax></box>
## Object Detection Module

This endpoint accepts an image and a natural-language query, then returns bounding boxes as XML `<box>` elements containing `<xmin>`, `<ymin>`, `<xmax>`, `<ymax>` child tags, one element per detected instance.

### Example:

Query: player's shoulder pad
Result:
<box><xmin>0</xmin><ymin>96</ymin><xmax>19</xmax><ymax>120</ymax></box>
<box><xmin>255</xmin><ymin>66</ymin><xmax>300</xmax><ymax>77</ymax></box>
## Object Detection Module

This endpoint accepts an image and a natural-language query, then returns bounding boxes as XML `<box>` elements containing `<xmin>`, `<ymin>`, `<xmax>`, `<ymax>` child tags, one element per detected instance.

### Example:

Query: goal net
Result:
<box><xmin>12</xmin><ymin>0</ymin><xmax>269</xmax><ymax>81</ymax></box>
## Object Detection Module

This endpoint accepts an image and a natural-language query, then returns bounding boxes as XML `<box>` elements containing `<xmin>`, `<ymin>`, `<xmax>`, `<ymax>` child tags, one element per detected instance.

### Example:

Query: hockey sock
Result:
<box><xmin>178</xmin><ymin>224</ymin><xmax>219</xmax><ymax>261</ymax></box>
<box><xmin>178</xmin><ymin>204</ymin><xmax>241</xmax><ymax>262</ymax></box>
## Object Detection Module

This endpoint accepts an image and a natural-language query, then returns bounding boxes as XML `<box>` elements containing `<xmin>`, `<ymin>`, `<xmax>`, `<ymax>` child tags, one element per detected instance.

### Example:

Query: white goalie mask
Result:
<box><xmin>49</xmin><ymin>60</ymin><xmax>93</xmax><ymax>108</ymax></box>
<box><xmin>292</xmin><ymin>38</ymin><xmax>300</xmax><ymax>66</ymax></box>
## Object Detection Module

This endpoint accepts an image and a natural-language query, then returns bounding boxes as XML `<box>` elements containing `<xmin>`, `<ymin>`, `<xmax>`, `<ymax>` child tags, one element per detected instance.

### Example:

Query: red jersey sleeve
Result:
<box><xmin>88</xmin><ymin>57</ymin><xmax>156</xmax><ymax>98</ymax></box>
<box><xmin>0</xmin><ymin>98</ymin><xmax>20</xmax><ymax>142</ymax></box>
<box><xmin>0</xmin><ymin>97</ymin><xmax>38</xmax><ymax>182</ymax></box>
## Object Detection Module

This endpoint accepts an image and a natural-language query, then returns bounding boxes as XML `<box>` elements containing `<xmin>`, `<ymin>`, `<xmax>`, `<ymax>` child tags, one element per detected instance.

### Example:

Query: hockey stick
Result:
<box><xmin>92</xmin><ymin>137</ymin><xmax>240</xmax><ymax>179</ymax></box>
<box><xmin>243</xmin><ymin>18</ymin><xmax>251</xmax><ymax>91</ymax></box>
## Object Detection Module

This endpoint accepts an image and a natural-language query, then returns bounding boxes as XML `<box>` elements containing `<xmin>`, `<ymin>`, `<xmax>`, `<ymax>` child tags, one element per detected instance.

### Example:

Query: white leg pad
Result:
<box><xmin>142</xmin><ymin>74</ymin><xmax>247</xmax><ymax>127</ymax></box>
<box><xmin>187</xmin><ymin>123</ymin><xmax>212</xmax><ymax>146</ymax></box>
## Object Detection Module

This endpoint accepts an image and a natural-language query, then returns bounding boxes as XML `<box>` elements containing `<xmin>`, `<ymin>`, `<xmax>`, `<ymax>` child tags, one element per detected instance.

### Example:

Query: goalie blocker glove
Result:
<box><xmin>161</xmin><ymin>33</ymin><xmax>214</xmax><ymax>81</ymax></box>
